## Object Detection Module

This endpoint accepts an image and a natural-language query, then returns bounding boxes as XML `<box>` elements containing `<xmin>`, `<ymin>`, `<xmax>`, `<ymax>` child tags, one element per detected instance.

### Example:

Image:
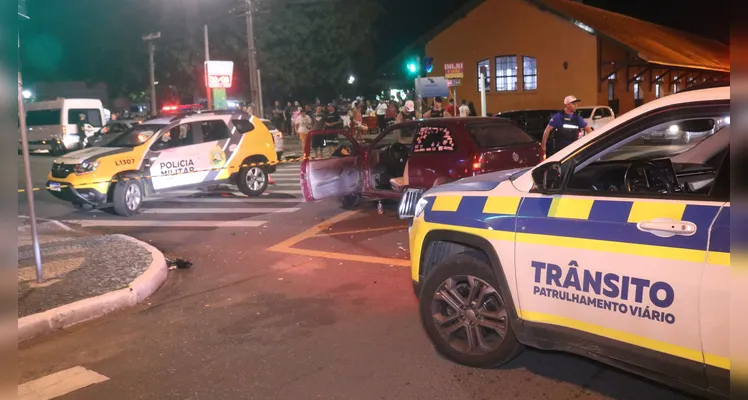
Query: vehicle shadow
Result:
<box><xmin>493</xmin><ymin>348</ymin><xmax>700</xmax><ymax>400</ymax></box>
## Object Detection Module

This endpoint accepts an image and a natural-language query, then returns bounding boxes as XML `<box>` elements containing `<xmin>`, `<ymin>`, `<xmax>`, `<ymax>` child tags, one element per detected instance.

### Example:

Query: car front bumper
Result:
<box><xmin>47</xmin><ymin>181</ymin><xmax>108</xmax><ymax>205</ymax></box>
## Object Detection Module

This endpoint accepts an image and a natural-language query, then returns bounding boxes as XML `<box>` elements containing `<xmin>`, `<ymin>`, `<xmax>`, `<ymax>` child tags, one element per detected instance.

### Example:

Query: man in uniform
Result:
<box><xmin>541</xmin><ymin>95</ymin><xmax>593</xmax><ymax>157</ymax></box>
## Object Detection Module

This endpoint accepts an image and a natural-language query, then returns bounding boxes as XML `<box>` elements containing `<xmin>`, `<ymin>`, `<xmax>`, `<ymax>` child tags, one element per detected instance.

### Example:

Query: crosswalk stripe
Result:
<box><xmin>142</xmin><ymin>207</ymin><xmax>300</xmax><ymax>214</ymax></box>
<box><xmin>148</xmin><ymin>197</ymin><xmax>302</xmax><ymax>203</ymax></box>
<box><xmin>63</xmin><ymin>220</ymin><xmax>269</xmax><ymax>228</ymax></box>
<box><xmin>18</xmin><ymin>366</ymin><xmax>109</xmax><ymax>400</ymax></box>
<box><xmin>266</xmin><ymin>190</ymin><xmax>302</xmax><ymax>195</ymax></box>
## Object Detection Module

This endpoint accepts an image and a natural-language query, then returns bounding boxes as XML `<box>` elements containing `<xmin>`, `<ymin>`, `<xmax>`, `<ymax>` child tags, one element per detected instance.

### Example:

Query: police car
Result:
<box><xmin>47</xmin><ymin>111</ymin><xmax>278</xmax><ymax>216</ymax></box>
<box><xmin>400</xmin><ymin>84</ymin><xmax>729</xmax><ymax>397</ymax></box>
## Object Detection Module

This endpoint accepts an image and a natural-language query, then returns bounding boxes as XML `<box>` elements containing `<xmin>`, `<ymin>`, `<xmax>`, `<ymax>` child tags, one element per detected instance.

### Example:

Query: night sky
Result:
<box><xmin>21</xmin><ymin>0</ymin><xmax>729</xmax><ymax>83</ymax></box>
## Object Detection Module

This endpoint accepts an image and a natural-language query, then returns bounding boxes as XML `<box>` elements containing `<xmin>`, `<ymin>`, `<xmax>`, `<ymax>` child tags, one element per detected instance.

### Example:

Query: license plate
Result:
<box><xmin>49</xmin><ymin>182</ymin><xmax>61</xmax><ymax>192</ymax></box>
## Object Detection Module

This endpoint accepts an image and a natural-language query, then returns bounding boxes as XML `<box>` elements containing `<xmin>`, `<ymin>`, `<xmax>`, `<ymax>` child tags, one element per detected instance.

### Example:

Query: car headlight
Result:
<box><xmin>414</xmin><ymin>197</ymin><xmax>429</xmax><ymax>218</ymax></box>
<box><xmin>74</xmin><ymin>160</ymin><xmax>99</xmax><ymax>175</ymax></box>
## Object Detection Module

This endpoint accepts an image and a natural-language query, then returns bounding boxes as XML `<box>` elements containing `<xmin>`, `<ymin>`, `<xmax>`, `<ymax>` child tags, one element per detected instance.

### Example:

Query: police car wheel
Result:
<box><xmin>237</xmin><ymin>165</ymin><xmax>268</xmax><ymax>196</ymax></box>
<box><xmin>419</xmin><ymin>253</ymin><xmax>523</xmax><ymax>368</ymax></box>
<box><xmin>113</xmin><ymin>180</ymin><xmax>143</xmax><ymax>217</ymax></box>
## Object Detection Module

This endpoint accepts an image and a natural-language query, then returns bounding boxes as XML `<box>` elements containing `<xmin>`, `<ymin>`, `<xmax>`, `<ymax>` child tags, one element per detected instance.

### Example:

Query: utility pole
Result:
<box><xmin>415</xmin><ymin>55</ymin><xmax>422</xmax><ymax>117</ymax></box>
<box><xmin>245</xmin><ymin>0</ymin><xmax>259</xmax><ymax>115</ymax></box>
<box><xmin>18</xmin><ymin>34</ymin><xmax>43</xmax><ymax>283</ymax></box>
<box><xmin>142</xmin><ymin>31</ymin><xmax>161</xmax><ymax>116</ymax></box>
<box><xmin>479</xmin><ymin>65</ymin><xmax>487</xmax><ymax>116</ymax></box>
<box><xmin>204</xmin><ymin>24</ymin><xmax>213</xmax><ymax>110</ymax></box>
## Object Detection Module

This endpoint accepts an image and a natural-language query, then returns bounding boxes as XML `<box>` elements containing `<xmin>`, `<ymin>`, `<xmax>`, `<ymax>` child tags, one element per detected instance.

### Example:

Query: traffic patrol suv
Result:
<box><xmin>47</xmin><ymin>111</ymin><xmax>278</xmax><ymax>216</ymax></box>
<box><xmin>400</xmin><ymin>83</ymin><xmax>729</xmax><ymax>398</ymax></box>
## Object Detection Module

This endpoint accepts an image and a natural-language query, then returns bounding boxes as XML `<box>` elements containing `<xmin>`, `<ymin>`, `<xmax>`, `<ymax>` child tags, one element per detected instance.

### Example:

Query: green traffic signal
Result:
<box><xmin>407</xmin><ymin>62</ymin><xmax>417</xmax><ymax>74</ymax></box>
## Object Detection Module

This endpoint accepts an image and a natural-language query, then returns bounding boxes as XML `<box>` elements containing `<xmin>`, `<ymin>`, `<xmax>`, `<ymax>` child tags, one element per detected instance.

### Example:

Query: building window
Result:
<box><xmin>608</xmin><ymin>72</ymin><xmax>616</xmax><ymax>80</ymax></box>
<box><xmin>655</xmin><ymin>83</ymin><xmax>662</xmax><ymax>98</ymax></box>
<box><xmin>522</xmin><ymin>56</ymin><xmax>537</xmax><ymax>91</ymax></box>
<box><xmin>495</xmin><ymin>56</ymin><xmax>517</xmax><ymax>91</ymax></box>
<box><xmin>634</xmin><ymin>79</ymin><xmax>642</xmax><ymax>100</ymax></box>
<box><xmin>477</xmin><ymin>59</ymin><xmax>490</xmax><ymax>92</ymax></box>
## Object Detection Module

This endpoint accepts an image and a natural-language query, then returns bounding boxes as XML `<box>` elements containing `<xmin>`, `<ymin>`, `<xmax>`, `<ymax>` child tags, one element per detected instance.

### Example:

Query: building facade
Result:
<box><xmin>424</xmin><ymin>0</ymin><xmax>729</xmax><ymax>116</ymax></box>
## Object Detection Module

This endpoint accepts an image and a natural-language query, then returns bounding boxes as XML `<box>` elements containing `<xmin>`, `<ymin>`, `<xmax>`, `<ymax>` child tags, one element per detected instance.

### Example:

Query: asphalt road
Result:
<box><xmin>17</xmin><ymin>154</ymin><xmax>697</xmax><ymax>400</ymax></box>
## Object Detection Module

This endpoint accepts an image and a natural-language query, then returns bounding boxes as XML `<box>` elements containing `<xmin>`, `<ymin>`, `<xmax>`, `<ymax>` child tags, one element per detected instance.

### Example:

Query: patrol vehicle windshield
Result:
<box><xmin>106</xmin><ymin>124</ymin><xmax>166</xmax><ymax>147</ymax></box>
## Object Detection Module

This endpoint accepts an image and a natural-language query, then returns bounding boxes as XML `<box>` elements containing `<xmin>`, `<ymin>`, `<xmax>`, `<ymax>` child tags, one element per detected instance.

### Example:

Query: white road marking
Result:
<box><xmin>18</xmin><ymin>366</ymin><xmax>109</xmax><ymax>400</ymax></box>
<box><xmin>268</xmin><ymin>178</ymin><xmax>299</xmax><ymax>182</ymax></box>
<box><xmin>265</xmin><ymin>190</ymin><xmax>302</xmax><ymax>195</ymax></box>
<box><xmin>149</xmin><ymin>197</ymin><xmax>301</xmax><ymax>203</ymax></box>
<box><xmin>142</xmin><ymin>207</ymin><xmax>300</xmax><ymax>214</ymax></box>
<box><xmin>269</xmin><ymin>173</ymin><xmax>299</xmax><ymax>177</ymax></box>
<box><xmin>63</xmin><ymin>220</ymin><xmax>269</xmax><ymax>228</ymax></box>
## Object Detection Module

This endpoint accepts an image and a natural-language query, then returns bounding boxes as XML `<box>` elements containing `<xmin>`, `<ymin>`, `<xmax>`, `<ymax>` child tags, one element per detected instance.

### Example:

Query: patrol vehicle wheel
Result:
<box><xmin>113</xmin><ymin>180</ymin><xmax>143</xmax><ymax>217</ymax></box>
<box><xmin>237</xmin><ymin>166</ymin><xmax>268</xmax><ymax>196</ymax></box>
<box><xmin>419</xmin><ymin>254</ymin><xmax>522</xmax><ymax>368</ymax></box>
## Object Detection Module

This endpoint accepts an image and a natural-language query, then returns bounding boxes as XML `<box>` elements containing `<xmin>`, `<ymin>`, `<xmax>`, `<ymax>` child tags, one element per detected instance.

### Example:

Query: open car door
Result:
<box><xmin>300</xmin><ymin>129</ymin><xmax>363</xmax><ymax>202</ymax></box>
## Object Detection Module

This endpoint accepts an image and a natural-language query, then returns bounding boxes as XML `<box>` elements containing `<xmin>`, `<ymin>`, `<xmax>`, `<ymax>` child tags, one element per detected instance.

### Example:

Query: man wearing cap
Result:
<box><xmin>395</xmin><ymin>100</ymin><xmax>416</xmax><ymax>123</ymax></box>
<box><xmin>541</xmin><ymin>95</ymin><xmax>592</xmax><ymax>157</ymax></box>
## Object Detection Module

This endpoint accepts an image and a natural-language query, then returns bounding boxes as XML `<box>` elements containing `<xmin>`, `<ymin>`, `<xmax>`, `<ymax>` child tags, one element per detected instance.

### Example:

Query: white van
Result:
<box><xmin>21</xmin><ymin>98</ymin><xmax>105</xmax><ymax>155</ymax></box>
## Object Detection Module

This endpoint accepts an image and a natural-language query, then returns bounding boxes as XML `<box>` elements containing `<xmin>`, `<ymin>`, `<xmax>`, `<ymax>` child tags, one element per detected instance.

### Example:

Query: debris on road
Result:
<box><xmin>166</xmin><ymin>258</ymin><xmax>193</xmax><ymax>270</ymax></box>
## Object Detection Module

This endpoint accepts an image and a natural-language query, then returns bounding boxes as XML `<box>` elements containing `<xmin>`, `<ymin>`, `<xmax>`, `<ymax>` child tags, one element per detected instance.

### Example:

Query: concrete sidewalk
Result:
<box><xmin>17</xmin><ymin>217</ymin><xmax>167</xmax><ymax>342</ymax></box>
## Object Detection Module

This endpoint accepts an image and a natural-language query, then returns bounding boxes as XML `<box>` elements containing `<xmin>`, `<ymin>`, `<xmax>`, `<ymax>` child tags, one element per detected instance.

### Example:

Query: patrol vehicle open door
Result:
<box><xmin>300</xmin><ymin>129</ymin><xmax>363</xmax><ymax>202</ymax></box>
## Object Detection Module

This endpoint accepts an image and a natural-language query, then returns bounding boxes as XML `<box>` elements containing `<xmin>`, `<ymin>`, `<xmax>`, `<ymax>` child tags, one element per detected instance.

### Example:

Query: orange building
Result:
<box><xmin>423</xmin><ymin>0</ymin><xmax>729</xmax><ymax>116</ymax></box>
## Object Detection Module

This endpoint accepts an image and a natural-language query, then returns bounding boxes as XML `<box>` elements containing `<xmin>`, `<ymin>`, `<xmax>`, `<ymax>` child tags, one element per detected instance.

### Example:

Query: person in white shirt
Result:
<box><xmin>375</xmin><ymin>100</ymin><xmax>387</xmax><ymax>133</ymax></box>
<box><xmin>459</xmin><ymin>99</ymin><xmax>471</xmax><ymax>117</ymax></box>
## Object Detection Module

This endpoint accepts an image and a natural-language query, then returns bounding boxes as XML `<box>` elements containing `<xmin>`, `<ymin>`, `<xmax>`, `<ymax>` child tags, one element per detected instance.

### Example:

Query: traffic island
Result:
<box><xmin>17</xmin><ymin>218</ymin><xmax>167</xmax><ymax>342</ymax></box>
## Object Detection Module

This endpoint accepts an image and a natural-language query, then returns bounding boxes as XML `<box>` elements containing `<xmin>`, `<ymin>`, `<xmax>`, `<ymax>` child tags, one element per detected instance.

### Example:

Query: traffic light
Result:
<box><xmin>424</xmin><ymin>57</ymin><xmax>433</xmax><ymax>74</ymax></box>
<box><xmin>406</xmin><ymin>61</ymin><xmax>417</xmax><ymax>74</ymax></box>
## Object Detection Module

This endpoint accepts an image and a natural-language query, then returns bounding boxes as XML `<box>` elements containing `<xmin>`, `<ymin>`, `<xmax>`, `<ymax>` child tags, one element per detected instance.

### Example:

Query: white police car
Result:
<box><xmin>401</xmin><ymin>83</ymin><xmax>729</xmax><ymax>398</ymax></box>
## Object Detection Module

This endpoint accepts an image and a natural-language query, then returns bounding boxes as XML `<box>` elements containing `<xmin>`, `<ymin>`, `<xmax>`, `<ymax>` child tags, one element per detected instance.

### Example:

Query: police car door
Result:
<box><xmin>514</xmin><ymin>102</ymin><xmax>730</xmax><ymax>387</ymax></box>
<box><xmin>149</xmin><ymin>122</ymin><xmax>204</xmax><ymax>190</ymax></box>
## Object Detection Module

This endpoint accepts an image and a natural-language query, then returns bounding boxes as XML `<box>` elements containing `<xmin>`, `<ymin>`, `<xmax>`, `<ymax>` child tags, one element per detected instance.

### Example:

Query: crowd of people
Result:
<box><xmin>263</xmin><ymin>96</ymin><xmax>479</xmax><ymax>146</ymax></box>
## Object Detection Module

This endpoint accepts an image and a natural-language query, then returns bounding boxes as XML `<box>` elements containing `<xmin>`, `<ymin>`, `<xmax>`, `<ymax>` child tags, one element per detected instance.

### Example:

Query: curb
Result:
<box><xmin>17</xmin><ymin>234</ymin><xmax>168</xmax><ymax>343</ymax></box>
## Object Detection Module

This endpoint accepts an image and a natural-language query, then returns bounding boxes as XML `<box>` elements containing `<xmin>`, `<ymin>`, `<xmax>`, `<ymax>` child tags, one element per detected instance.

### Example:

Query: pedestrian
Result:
<box><xmin>283</xmin><ymin>101</ymin><xmax>293</xmax><ymax>137</ymax></box>
<box><xmin>375</xmin><ymin>99</ymin><xmax>387</xmax><ymax>133</ymax></box>
<box><xmin>76</xmin><ymin>113</ymin><xmax>88</xmax><ymax>148</ymax></box>
<box><xmin>459</xmin><ymin>99</ymin><xmax>470</xmax><ymax>117</ymax></box>
<box><xmin>295</xmin><ymin>106</ymin><xmax>312</xmax><ymax>152</ymax></box>
<box><xmin>423</xmin><ymin>97</ymin><xmax>452</xmax><ymax>118</ymax></box>
<box><xmin>395</xmin><ymin>100</ymin><xmax>416</xmax><ymax>123</ymax></box>
<box><xmin>446</xmin><ymin>98</ymin><xmax>455</xmax><ymax>116</ymax></box>
<box><xmin>541</xmin><ymin>95</ymin><xmax>593</xmax><ymax>157</ymax></box>
<box><xmin>272</xmin><ymin>101</ymin><xmax>283</xmax><ymax>134</ymax></box>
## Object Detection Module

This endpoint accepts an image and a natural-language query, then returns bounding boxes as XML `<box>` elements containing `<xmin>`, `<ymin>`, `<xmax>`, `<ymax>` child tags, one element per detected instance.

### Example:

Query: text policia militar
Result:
<box><xmin>530</xmin><ymin>260</ymin><xmax>676</xmax><ymax>325</ymax></box>
<box><xmin>160</xmin><ymin>159</ymin><xmax>196</xmax><ymax>175</ymax></box>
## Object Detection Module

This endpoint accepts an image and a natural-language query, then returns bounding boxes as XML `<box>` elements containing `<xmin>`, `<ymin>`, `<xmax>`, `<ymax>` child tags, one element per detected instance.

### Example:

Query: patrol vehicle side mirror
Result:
<box><xmin>151</xmin><ymin>140</ymin><xmax>168</xmax><ymax>151</ymax></box>
<box><xmin>532</xmin><ymin>162</ymin><xmax>564</xmax><ymax>193</ymax></box>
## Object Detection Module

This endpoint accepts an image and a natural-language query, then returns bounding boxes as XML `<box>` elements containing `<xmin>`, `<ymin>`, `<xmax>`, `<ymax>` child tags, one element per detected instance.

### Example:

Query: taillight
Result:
<box><xmin>471</xmin><ymin>153</ymin><xmax>486</xmax><ymax>175</ymax></box>
<box><xmin>62</xmin><ymin>126</ymin><xmax>67</xmax><ymax>135</ymax></box>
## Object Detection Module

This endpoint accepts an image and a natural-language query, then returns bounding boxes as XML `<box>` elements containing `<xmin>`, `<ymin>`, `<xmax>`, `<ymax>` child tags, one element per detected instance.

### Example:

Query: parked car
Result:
<box><xmin>576</xmin><ymin>105</ymin><xmax>615</xmax><ymax>130</ymax></box>
<box><xmin>494</xmin><ymin>109</ymin><xmax>557</xmax><ymax>142</ymax></box>
<box><xmin>300</xmin><ymin>117</ymin><xmax>544</xmax><ymax>208</ymax></box>
<box><xmin>260</xmin><ymin>118</ymin><xmax>284</xmax><ymax>159</ymax></box>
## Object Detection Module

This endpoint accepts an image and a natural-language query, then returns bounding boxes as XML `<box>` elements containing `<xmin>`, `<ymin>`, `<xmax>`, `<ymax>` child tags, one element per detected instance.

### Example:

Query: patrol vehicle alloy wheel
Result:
<box><xmin>113</xmin><ymin>179</ymin><xmax>143</xmax><ymax>217</ymax></box>
<box><xmin>419</xmin><ymin>254</ymin><xmax>523</xmax><ymax>368</ymax></box>
<box><xmin>237</xmin><ymin>165</ymin><xmax>269</xmax><ymax>197</ymax></box>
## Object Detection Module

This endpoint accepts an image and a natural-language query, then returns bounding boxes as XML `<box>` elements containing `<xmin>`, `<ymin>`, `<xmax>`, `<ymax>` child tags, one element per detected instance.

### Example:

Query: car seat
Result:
<box><xmin>389</xmin><ymin>159</ymin><xmax>409</xmax><ymax>193</ymax></box>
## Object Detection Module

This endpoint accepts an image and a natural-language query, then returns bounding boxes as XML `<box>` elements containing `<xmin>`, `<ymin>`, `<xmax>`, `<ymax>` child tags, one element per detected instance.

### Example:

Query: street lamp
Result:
<box><xmin>347</xmin><ymin>75</ymin><xmax>355</xmax><ymax>85</ymax></box>
<box><xmin>22</xmin><ymin>89</ymin><xmax>32</xmax><ymax>99</ymax></box>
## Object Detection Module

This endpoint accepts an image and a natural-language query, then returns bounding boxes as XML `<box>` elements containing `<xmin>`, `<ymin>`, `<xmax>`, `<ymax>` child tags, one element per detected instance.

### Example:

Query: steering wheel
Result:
<box><xmin>624</xmin><ymin>161</ymin><xmax>674</xmax><ymax>194</ymax></box>
<box><xmin>387</xmin><ymin>142</ymin><xmax>410</xmax><ymax>164</ymax></box>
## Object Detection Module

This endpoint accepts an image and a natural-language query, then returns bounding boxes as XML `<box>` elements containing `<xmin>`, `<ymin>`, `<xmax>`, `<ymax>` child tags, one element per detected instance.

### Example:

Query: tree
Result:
<box><xmin>222</xmin><ymin>0</ymin><xmax>382</xmax><ymax>102</ymax></box>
